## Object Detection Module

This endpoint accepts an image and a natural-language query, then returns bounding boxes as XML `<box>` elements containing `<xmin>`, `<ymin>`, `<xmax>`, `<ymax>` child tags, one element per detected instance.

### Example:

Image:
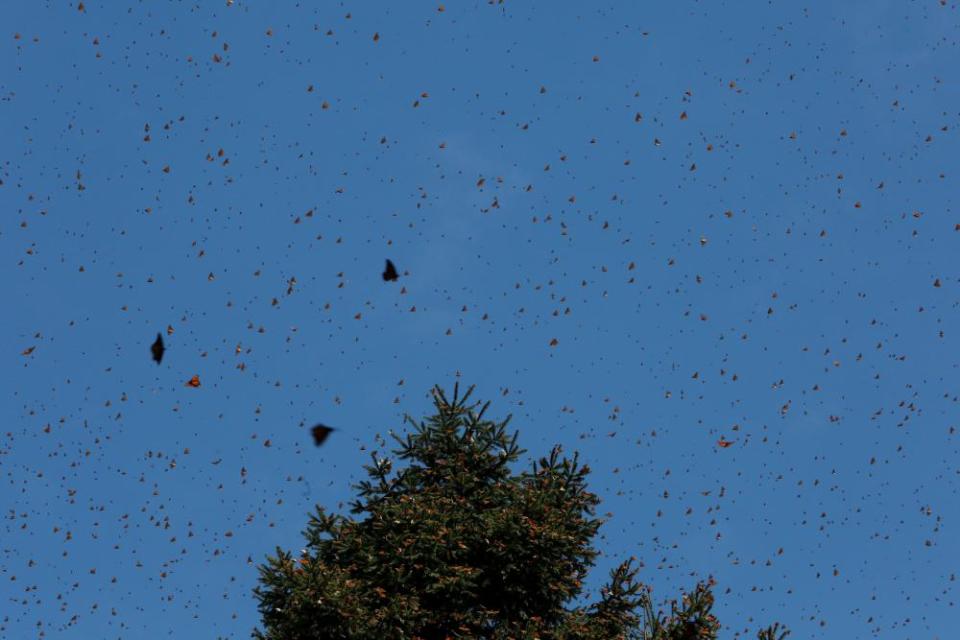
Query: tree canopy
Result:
<box><xmin>253</xmin><ymin>383</ymin><xmax>789</xmax><ymax>640</ymax></box>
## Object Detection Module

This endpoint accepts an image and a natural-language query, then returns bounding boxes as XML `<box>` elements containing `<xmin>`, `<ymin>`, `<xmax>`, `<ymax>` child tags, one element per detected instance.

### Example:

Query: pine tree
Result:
<box><xmin>253</xmin><ymin>383</ymin><xmax>789</xmax><ymax>640</ymax></box>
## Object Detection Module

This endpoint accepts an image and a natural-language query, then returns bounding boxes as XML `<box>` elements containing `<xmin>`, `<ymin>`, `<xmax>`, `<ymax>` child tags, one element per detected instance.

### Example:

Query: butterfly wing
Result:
<box><xmin>311</xmin><ymin>424</ymin><xmax>334</xmax><ymax>446</ymax></box>
<box><xmin>151</xmin><ymin>333</ymin><xmax>165</xmax><ymax>364</ymax></box>
<box><xmin>382</xmin><ymin>259</ymin><xmax>398</xmax><ymax>281</ymax></box>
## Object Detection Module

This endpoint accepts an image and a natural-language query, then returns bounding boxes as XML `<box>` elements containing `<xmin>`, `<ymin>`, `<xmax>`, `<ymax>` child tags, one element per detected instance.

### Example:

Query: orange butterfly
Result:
<box><xmin>185</xmin><ymin>375</ymin><xmax>201</xmax><ymax>388</ymax></box>
<box><xmin>716</xmin><ymin>438</ymin><xmax>735</xmax><ymax>448</ymax></box>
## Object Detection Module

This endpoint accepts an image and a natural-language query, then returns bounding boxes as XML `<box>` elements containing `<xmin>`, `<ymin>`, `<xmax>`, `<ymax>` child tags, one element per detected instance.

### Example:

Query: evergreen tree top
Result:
<box><xmin>253</xmin><ymin>383</ymin><xmax>789</xmax><ymax>640</ymax></box>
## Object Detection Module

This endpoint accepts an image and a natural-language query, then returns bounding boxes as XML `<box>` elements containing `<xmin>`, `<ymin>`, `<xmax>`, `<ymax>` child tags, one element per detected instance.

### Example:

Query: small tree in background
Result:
<box><xmin>253</xmin><ymin>383</ymin><xmax>789</xmax><ymax>640</ymax></box>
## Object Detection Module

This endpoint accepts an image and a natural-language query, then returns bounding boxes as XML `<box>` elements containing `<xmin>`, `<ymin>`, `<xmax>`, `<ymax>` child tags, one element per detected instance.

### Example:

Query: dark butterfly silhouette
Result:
<box><xmin>382</xmin><ymin>259</ymin><xmax>399</xmax><ymax>282</ymax></box>
<box><xmin>311</xmin><ymin>424</ymin><xmax>335</xmax><ymax>446</ymax></box>
<box><xmin>151</xmin><ymin>333</ymin><xmax>165</xmax><ymax>364</ymax></box>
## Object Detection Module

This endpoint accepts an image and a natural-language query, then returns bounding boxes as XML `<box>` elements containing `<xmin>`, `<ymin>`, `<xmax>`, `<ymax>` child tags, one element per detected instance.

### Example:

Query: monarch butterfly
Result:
<box><xmin>151</xmin><ymin>334</ymin><xmax>165</xmax><ymax>364</ymax></box>
<box><xmin>716</xmin><ymin>438</ymin><xmax>735</xmax><ymax>448</ymax></box>
<box><xmin>382</xmin><ymin>259</ymin><xmax>399</xmax><ymax>282</ymax></box>
<box><xmin>185</xmin><ymin>375</ymin><xmax>201</xmax><ymax>388</ymax></box>
<box><xmin>311</xmin><ymin>424</ymin><xmax>335</xmax><ymax>446</ymax></box>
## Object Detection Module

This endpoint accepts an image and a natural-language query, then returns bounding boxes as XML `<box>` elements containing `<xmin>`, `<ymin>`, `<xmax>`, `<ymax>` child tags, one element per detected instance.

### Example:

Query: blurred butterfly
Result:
<box><xmin>185</xmin><ymin>374</ymin><xmax>201</xmax><ymax>388</ymax></box>
<box><xmin>151</xmin><ymin>333</ymin><xmax>165</xmax><ymax>364</ymax></box>
<box><xmin>382</xmin><ymin>259</ymin><xmax>399</xmax><ymax>282</ymax></box>
<box><xmin>716</xmin><ymin>438</ymin><xmax>735</xmax><ymax>448</ymax></box>
<box><xmin>311</xmin><ymin>424</ymin><xmax>335</xmax><ymax>446</ymax></box>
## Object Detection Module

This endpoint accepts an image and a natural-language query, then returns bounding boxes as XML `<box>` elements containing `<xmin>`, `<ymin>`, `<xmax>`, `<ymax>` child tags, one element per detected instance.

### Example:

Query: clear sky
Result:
<box><xmin>2</xmin><ymin>1</ymin><xmax>958</xmax><ymax>638</ymax></box>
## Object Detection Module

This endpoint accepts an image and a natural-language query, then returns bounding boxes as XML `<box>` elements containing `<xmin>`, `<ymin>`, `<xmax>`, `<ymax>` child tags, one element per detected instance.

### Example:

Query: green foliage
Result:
<box><xmin>253</xmin><ymin>383</ymin><xmax>788</xmax><ymax>640</ymax></box>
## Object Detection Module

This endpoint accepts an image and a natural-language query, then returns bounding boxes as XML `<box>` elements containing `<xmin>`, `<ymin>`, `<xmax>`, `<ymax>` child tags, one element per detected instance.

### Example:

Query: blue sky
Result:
<box><xmin>2</xmin><ymin>1</ymin><xmax>957</xmax><ymax>638</ymax></box>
